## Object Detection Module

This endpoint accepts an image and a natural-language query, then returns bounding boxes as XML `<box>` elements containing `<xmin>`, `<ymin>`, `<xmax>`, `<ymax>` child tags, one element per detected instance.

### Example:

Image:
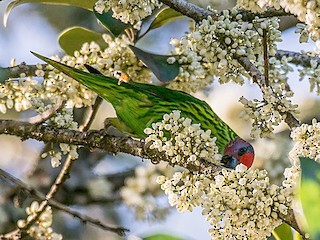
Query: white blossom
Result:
<box><xmin>237</xmin><ymin>0</ymin><xmax>320</xmax><ymax>41</ymax></box>
<box><xmin>94</xmin><ymin>0</ymin><xmax>162</xmax><ymax>25</ymax></box>
<box><xmin>290</xmin><ymin>119</ymin><xmax>320</xmax><ymax>163</ymax></box>
<box><xmin>240</xmin><ymin>84</ymin><xmax>299</xmax><ymax>138</ymax></box>
<box><xmin>158</xmin><ymin>165</ymin><xmax>294</xmax><ymax>240</ymax></box>
<box><xmin>120</xmin><ymin>162</ymin><xmax>175</xmax><ymax>220</ymax></box>
<box><xmin>169</xmin><ymin>10</ymin><xmax>284</xmax><ymax>92</ymax></box>
<box><xmin>144</xmin><ymin>110</ymin><xmax>221</xmax><ymax>168</ymax></box>
<box><xmin>17</xmin><ymin>201</ymin><xmax>62</xmax><ymax>240</ymax></box>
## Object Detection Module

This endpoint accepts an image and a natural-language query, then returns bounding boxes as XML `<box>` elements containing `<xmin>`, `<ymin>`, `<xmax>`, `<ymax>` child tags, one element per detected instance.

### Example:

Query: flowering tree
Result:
<box><xmin>0</xmin><ymin>0</ymin><xmax>320</xmax><ymax>239</ymax></box>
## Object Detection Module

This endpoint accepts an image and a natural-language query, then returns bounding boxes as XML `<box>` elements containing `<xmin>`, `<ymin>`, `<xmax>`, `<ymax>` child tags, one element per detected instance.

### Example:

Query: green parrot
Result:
<box><xmin>32</xmin><ymin>52</ymin><xmax>254</xmax><ymax>168</ymax></box>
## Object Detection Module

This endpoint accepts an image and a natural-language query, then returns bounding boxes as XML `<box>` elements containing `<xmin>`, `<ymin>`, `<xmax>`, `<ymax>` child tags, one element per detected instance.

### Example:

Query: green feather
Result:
<box><xmin>32</xmin><ymin>52</ymin><xmax>238</xmax><ymax>153</ymax></box>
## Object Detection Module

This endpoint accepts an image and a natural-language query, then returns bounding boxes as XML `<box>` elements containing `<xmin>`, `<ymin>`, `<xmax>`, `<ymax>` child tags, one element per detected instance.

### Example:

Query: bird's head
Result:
<box><xmin>221</xmin><ymin>138</ymin><xmax>254</xmax><ymax>169</ymax></box>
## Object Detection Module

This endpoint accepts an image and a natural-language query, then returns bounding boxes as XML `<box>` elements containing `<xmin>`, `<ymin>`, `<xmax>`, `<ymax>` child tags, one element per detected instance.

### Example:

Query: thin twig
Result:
<box><xmin>0</xmin><ymin>168</ymin><xmax>128</xmax><ymax>236</ymax></box>
<box><xmin>18</xmin><ymin>154</ymin><xmax>76</xmax><ymax>238</ymax></box>
<box><xmin>80</xmin><ymin>96</ymin><xmax>103</xmax><ymax>132</ymax></box>
<box><xmin>27</xmin><ymin>99</ymin><xmax>65</xmax><ymax>124</ymax></box>
<box><xmin>17</xmin><ymin>96</ymin><xmax>109</xmax><ymax>238</ymax></box>
<box><xmin>262</xmin><ymin>29</ymin><xmax>269</xmax><ymax>86</ymax></box>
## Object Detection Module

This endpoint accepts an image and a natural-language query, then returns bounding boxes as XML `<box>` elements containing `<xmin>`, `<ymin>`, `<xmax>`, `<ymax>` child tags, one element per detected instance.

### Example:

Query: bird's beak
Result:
<box><xmin>221</xmin><ymin>155</ymin><xmax>239</xmax><ymax>169</ymax></box>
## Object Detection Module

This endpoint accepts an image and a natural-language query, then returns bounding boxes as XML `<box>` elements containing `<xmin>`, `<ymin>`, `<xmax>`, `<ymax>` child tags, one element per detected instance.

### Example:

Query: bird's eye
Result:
<box><xmin>113</xmin><ymin>71</ymin><xmax>122</xmax><ymax>78</ymax></box>
<box><xmin>221</xmin><ymin>155</ymin><xmax>239</xmax><ymax>169</ymax></box>
<box><xmin>238</xmin><ymin>147</ymin><xmax>247</xmax><ymax>156</ymax></box>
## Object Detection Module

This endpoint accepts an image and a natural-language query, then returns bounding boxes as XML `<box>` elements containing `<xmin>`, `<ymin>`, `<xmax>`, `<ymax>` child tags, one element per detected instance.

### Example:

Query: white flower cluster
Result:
<box><xmin>157</xmin><ymin>171</ymin><xmax>209</xmax><ymax>212</ymax></box>
<box><xmin>240</xmin><ymin>84</ymin><xmax>299</xmax><ymax>138</ymax></box>
<box><xmin>290</xmin><ymin>119</ymin><xmax>320</xmax><ymax>163</ymax></box>
<box><xmin>41</xmin><ymin>150</ymin><xmax>62</xmax><ymax>168</ymax></box>
<box><xmin>299</xmin><ymin>58</ymin><xmax>320</xmax><ymax>95</ymax></box>
<box><xmin>282</xmin><ymin>122</ymin><xmax>319</xmax><ymax>212</ymax></box>
<box><xmin>46</xmin><ymin>108</ymin><xmax>78</xmax><ymax>129</ymax></box>
<box><xmin>295</xmin><ymin>23</ymin><xmax>310</xmax><ymax>43</ymax></box>
<box><xmin>41</xmin><ymin>144</ymin><xmax>79</xmax><ymax>168</ymax></box>
<box><xmin>266</xmin><ymin>55</ymin><xmax>294</xmax><ymax>86</ymax></box>
<box><xmin>158</xmin><ymin>164</ymin><xmax>293</xmax><ymax>239</ymax></box>
<box><xmin>237</xmin><ymin>0</ymin><xmax>320</xmax><ymax>41</ymax></box>
<box><xmin>203</xmin><ymin>165</ymin><xmax>292</xmax><ymax>240</ymax></box>
<box><xmin>94</xmin><ymin>0</ymin><xmax>162</xmax><ymax>25</ymax></box>
<box><xmin>0</xmin><ymin>60</ymin><xmax>41</xmax><ymax>113</ymax></box>
<box><xmin>144</xmin><ymin>110</ymin><xmax>221</xmax><ymax>168</ymax></box>
<box><xmin>17</xmin><ymin>201</ymin><xmax>62</xmax><ymax>240</ymax></box>
<box><xmin>57</xmin><ymin>35</ymin><xmax>151</xmax><ymax>87</ymax></box>
<box><xmin>41</xmin><ymin>109</ymin><xmax>79</xmax><ymax>167</ymax></box>
<box><xmin>167</xmin><ymin>40</ymin><xmax>212</xmax><ymax>93</ymax></box>
<box><xmin>120</xmin><ymin>162</ymin><xmax>175</xmax><ymax>220</ymax></box>
<box><xmin>169</xmin><ymin>9</ymin><xmax>282</xmax><ymax>91</ymax></box>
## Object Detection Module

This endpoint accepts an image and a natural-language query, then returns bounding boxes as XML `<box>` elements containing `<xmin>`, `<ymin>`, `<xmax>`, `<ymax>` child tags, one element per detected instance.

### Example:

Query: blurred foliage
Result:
<box><xmin>143</xmin><ymin>233</ymin><xmax>183</xmax><ymax>240</ymax></box>
<box><xmin>272</xmin><ymin>223</ymin><xmax>293</xmax><ymax>240</ymax></box>
<box><xmin>299</xmin><ymin>157</ymin><xmax>320</xmax><ymax>240</ymax></box>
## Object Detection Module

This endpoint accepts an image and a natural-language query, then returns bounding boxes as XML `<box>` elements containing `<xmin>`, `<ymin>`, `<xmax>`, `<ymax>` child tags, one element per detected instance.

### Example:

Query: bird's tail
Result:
<box><xmin>32</xmin><ymin>52</ymin><xmax>119</xmax><ymax>89</ymax></box>
<box><xmin>31</xmin><ymin>52</ymin><xmax>139</xmax><ymax>108</ymax></box>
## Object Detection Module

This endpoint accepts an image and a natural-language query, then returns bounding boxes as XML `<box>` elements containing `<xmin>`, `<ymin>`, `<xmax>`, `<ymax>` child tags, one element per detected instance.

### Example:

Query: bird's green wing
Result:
<box><xmin>32</xmin><ymin>52</ymin><xmax>238</xmax><ymax>152</ymax></box>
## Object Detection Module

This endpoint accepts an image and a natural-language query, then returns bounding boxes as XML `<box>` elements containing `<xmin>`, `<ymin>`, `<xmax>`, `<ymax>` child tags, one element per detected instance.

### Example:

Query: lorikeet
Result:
<box><xmin>32</xmin><ymin>52</ymin><xmax>254</xmax><ymax>168</ymax></box>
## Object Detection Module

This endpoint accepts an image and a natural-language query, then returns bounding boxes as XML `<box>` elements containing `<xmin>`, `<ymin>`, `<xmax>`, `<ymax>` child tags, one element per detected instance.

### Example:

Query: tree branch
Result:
<box><xmin>160</xmin><ymin>0</ymin><xmax>289</xmax><ymax>22</ymax></box>
<box><xmin>160</xmin><ymin>0</ymin><xmax>212</xmax><ymax>22</ymax></box>
<box><xmin>0</xmin><ymin>119</ymin><xmax>221</xmax><ymax>173</ymax></box>
<box><xmin>276</xmin><ymin>49</ymin><xmax>320</xmax><ymax>68</ymax></box>
<box><xmin>0</xmin><ymin>63</ymin><xmax>47</xmax><ymax>81</ymax></box>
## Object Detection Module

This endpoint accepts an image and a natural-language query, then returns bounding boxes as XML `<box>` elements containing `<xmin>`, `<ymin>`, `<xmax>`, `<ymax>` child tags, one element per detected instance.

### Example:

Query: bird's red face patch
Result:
<box><xmin>239</xmin><ymin>152</ymin><xmax>254</xmax><ymax>168</ymax></box>
<box><xmin>223</xmin><ymin>138</ymin><xmax>254</xmax><ymax>169</ymax></box>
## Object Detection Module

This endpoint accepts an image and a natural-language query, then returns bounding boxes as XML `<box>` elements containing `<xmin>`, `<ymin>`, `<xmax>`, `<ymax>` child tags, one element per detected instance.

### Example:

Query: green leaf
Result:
<box><xmin>272</xmin><ymin>223</ymin><xmax>293</xmax><ymax>240</ymax></box>
<box><xmin>143</xmin><ymin>233</ymin><xmax>182</xmax><ymax>240</ymax></box>
<box><xmin>0</xmin><ymin>68</ymin><xmax>10</xmax><ymax>83</ymax></box>
<box><xmin>58</xmin><ymin>27</ymin><xmax>108</xmax><ymax>55</ymax></box>
<box><xmin>129</xmin><ymin>45</ymin><xmax>180</xmax><ymax>82</ymax></box>
<box><xmin>4</xmin><ymin>0</ymin><xmax>96</xmax><ymax>26</ymax></box>
<box><xmin>293</xmin><ymin>231</ymin><xmax>303</xmax><ymax>240</ymax></box>
<box><xmin>299</xmin><ymin>157</ymin><xmax>320</xmax><ymax>240</ymax></box>
<box><xmin>148</xmin><ymin>7</ymin><xmax>185</xmax><ymax>31</ymax></box>
<box><xmin>94</xmin><ymin>9</ymin><xmax>130</xmax><ymax>37</ymax></box>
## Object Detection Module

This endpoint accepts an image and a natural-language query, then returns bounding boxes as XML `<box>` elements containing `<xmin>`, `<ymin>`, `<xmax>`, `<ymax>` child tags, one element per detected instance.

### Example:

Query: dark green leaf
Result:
<box><xmin>143</xmin><ymin>233</ymin><xmax>182</xmax><ymax>240</ymax></box>
<box><xmin>4</xmin><ymin>0</ymin><xmax>96</xmax><ymax>26</ymax></box>
<box><xmin>272</xmin><ymin>223</ymin><xmax>293</xmax><ymax>240</ymax></box>
<box><xmin>299</xmin><ymin>157</ymin><xmax>320</xmax><ymax>240</ymax></box>
<box><xmin>94</xmin><ymin>9</ymin><xmax>130</xmax><ymax>37</ymax></box>
<box><xmin>129</xmin><ymin>45</ymin><xmax>180</xmax><ymax>82</ymax></box>
<box><xmin>58</xmin><ymin>27</ymin><xmax>108</xmax><ymax>55</ymax></box>
<box><xmin>0</xmin><ymin>68</ymin><xmax>10</xmax><ymax>83</ymax></box>
<box><xmin>148</xmin><ymin>7</ymin><xmax>185</xmax><ymax>31</ymax></box>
